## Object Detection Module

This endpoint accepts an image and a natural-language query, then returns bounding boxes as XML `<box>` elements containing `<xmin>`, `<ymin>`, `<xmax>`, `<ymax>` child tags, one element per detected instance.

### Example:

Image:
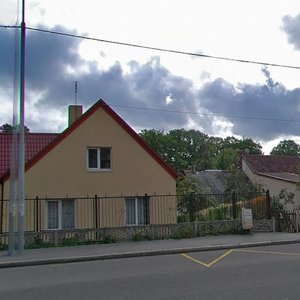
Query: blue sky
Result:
<box><xmin>1</xmin><ymin>0</ymin><xmax>300</xmax><ymax>153</ymax></box>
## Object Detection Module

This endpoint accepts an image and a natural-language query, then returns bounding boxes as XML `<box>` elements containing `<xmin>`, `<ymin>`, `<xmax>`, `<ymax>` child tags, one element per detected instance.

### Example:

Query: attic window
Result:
<box><xmin>87</xmin><ymin>147</ymin><xmax>111</xmax><ymax>171</ymax></box>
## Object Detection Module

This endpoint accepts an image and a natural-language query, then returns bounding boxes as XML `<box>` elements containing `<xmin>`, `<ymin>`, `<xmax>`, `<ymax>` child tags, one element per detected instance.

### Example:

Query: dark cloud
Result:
<box><xmin>199</xmin><ymin>69</ymin><xmax>300</xmax><ymax>140</ymax></box>
<box><xmin>0</xmin><ymin>27</ymin><xmax>19</xmax><ymax>87</ymax></box>
<box><xmin>282</xmin><ymin>14</ymin><xmax>300</xmax><ymax>50</ymax></box>
<box><xmin>1</xmin><ymin>26</ymin><xmax>204</xmax><ymax>131</ymax></box>
<box><xmin>1</xmin><ymin>25</ymin><xmax>300</xmax><ymax>141</ymax></box>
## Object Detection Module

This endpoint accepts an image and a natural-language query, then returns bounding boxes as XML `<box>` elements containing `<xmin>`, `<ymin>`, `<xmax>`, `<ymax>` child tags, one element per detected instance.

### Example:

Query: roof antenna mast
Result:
<box><xmin>75</xmin><ymin>81</ymin><xmax>78</xmax><ymax>106</ymax></box>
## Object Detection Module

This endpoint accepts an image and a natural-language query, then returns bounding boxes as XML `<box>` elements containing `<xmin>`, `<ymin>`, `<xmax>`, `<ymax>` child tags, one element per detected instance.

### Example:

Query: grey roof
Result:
<box><xmin>185</xmin><ymin>170</ymin><xmax>232</xmax><ymax>194</ymax></box>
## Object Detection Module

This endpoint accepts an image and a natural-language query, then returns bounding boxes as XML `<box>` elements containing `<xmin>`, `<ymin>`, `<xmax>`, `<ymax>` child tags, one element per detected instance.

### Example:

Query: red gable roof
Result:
<box><xmin>0</xmin><ymin>133</ymin><xmax>58</xmax><ymax>180</ymax></box>
<box><xmin>1</xmin><ymin>100</ymin><xmax>177</xmax><ymax>182</ymax></box>
<box><xmin>242</xmin><ymin>154</ymin><xmax>300</xmax><ymax>175</ymax></box>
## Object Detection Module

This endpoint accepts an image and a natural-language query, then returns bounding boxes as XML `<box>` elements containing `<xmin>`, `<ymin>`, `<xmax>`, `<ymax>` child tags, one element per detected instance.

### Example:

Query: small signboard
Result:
<box><xmin>242</xmin><ymin>208</ymin><xmax>253</xmax><ymax>230</ymax></box>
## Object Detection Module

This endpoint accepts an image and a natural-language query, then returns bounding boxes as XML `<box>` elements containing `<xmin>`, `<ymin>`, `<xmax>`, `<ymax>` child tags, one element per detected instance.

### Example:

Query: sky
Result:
<box><xmin>1</xmin><ymin>0</ymin><xmax>300</xmax><ymax>154</ymax></box>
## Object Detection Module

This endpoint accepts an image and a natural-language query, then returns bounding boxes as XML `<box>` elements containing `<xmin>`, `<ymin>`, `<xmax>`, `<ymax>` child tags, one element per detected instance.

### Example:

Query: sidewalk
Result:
<box><xmin>1</xmin><ymin>232</ymin><xmax>300</xmax><ymax>268</ymax></box>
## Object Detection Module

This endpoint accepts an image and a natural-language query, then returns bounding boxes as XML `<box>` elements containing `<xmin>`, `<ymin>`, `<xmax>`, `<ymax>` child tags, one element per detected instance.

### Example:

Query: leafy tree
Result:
<box><xmin>0</xmin><ymin>123</ymin><xmax>14</xmax><ymax>133</ymax></box>
<box><xmin>270</xmin><ymin>140</ymin><xmax>300</xmax><ymax>156</ymax></box>
<box><xmin>0</xmin><ymin>123</ymin><xmax>30</xmax><ymax>133</ymax></box>
<box><xmin>215</xmin><ymin>148</ymin><xmax>239</xmax><ymax>170</ymax></box>
<box><xmin>238</xmin><ymin>137</ymin><xmax>262</xmax><ymax>154</ymax></box>
<box><xmin>140</xmin><ymin>128</ymin><xmax>262</xmax><ymax>172</ymax></box>
<box><xmin>213</xmin><ymin>137</ymin><xmax>262</xmax><ymax>170</ymax></box>
<box><xmin>176</xmin><ymin>175</ymin><xmax>200</xmax><ymax>195</ymax></box>
<box><xmin>271</xmin><ymin>189</ymin><xmax>295</xmax><ymax>215</ymax></box>
<box><xmin>223</xmin><ymin>169</ymin><xmax>264</xmax><ymax>198</ymax></box>
<box><xmin>167</xmin><ymin>129</ymin><xmax>211</xmax><ymax>171</ymax></box>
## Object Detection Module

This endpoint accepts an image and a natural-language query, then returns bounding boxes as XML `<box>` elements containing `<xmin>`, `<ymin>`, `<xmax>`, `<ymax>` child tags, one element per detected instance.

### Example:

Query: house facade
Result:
<box><xmin>0</xmin><ymin>100</ymin><xmax>177</xmax><ymax>232</ymax></box>
<box><xmin>241</xmin><ymin>154</ymin><xmax>300</xmax><ymax>208</ymax></box>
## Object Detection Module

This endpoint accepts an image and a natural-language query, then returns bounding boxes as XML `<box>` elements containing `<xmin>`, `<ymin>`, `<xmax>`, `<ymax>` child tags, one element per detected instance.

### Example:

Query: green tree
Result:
<box><xmin>270</xmin><ymin>140</ymin><xmax>300</xmax><ymax>156</ymax></box>
<box><xmin>223</xmin><ymin>169</ymin><xmax>264</xmax><ymax>197</ymax></box>
<box><xmin>167</xmin><ymin>129</ymin><xmax>212</xmax><ymax>171</ymax></box>
<box><xmin>213</xmin><ymin>137</ymin><xmax>262</xmax><ymax>170</ymax></box>
<box><xmin>215</xmin><ymin>148</ymin><xmax>239</xmax><ymax>170</ymax></box>
<box><xmin>0</xmin><ymin>123</ymin><xmax>30</xmax><ymax>133</ymax></box>
<box><xmin>0</xmin><ymin>123</ymin><xmax>14</xmax><ymax>133</ymax></box>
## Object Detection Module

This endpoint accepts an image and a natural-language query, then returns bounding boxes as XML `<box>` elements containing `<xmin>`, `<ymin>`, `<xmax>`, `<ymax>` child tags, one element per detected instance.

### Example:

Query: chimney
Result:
<box><xmin>68</xmin><ymin>105</ymin><xmax>82</xmax><ymax>126</ymax></box>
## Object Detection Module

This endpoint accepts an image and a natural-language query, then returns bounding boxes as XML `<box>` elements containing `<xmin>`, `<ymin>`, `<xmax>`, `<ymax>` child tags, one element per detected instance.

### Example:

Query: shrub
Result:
<box><xmin>172</xmin><ymin>226</ymin><xmax>194</xmax><ymax>239</ymax></box>
<box><xmin>62</xmin><ymin>236</ymin><xmax>79</xmax><ymax>247</ymax></box>
<box><xmin>26</xmin><ymin>235</ymin><xmax>53</xmax><ymax>249</ymax></box>
<box><xmin>101</xmin><ymin>234</ymin><xmax>116</xmax><ymax>244</ymax></box>
<box><xmin>0</xmin><ymin>242</ymin><xmax>8</xmax><ymax>251</ymax></box>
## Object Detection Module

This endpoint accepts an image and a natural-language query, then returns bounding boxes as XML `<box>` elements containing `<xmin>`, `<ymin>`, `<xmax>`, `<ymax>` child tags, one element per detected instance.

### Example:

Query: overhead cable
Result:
<box><xmin>1</xmin><ymin>24</ymin><xmax>300</xmax><ymax>70</ymax></box>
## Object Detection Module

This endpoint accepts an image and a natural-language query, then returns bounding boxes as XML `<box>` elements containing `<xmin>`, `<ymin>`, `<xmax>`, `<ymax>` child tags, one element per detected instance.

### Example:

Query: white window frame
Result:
<box><xmin>46</xmin><ymin>200</ymin><xmax>75</xmax><ymax>230</ymax></box>
<box><xmin>87</xmin><ymin>147</ymin><xmax>112</xmax><ymax>171</ymax></box>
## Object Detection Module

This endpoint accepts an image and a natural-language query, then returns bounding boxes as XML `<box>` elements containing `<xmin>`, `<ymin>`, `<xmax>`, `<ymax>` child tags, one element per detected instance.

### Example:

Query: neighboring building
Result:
<box><xmin>241</xmin><ymin>154</ymin><xmax>300</xmax><ymax>207</ymax></box>
<box><xmin>0</xmin><ymin>100</ymin><xmax>177</xmax><ymax>232</ymax></box>
<box><xmin>184</xmin><ymin>169</ymin><xmax>232</xmax><ymax>194</ymax></box>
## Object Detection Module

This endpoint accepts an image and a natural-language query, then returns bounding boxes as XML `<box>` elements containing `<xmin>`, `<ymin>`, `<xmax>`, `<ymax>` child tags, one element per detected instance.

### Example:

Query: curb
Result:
<box><xmin>1</xmin><ymin>238</ymin><xmax>300</xmax><ymax>269</ymax></box>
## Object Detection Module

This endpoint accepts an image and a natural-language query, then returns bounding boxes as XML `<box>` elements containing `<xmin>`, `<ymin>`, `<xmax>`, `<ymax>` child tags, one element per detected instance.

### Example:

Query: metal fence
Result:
<box><xmin>0</xmin><ymin>191</ymin><xmax>270</xmax><ymax>234</ymax></box>
<box><xmin>177</xmin><ymin>190</ymin><xmax>270</xmax><ymax>222</ymax></box>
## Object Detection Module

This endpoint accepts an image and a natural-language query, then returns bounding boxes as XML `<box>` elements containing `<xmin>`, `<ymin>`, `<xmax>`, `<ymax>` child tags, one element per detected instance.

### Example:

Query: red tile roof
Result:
<box><xmin>1</xmin><ymin>99</ymin><xmax>177</xmax><ymax>183</ymax></box>
<box><xmin>242</xmin><ymin>154</ymin><xmax>300</xmax><ymax>174</ymax></box>
<box><xmin>0</xmin><ymin>133</ymin><xmax>58</xmax><ymax>180</ymax></box>
<box><xmin>242</xmin><ymin>154</ymin><xmax>300</xmax><ymax>183</ymax></box>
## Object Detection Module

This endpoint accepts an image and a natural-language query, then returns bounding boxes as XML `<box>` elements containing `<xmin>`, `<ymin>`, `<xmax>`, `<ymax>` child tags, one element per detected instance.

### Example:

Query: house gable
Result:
<box><xmin>2</xmin><ymin>99</ymin><xmax>177</xmax><ymax>198</ymax></box>
<box><xmin>2</xmin><ymin>100</ymin><xmax>177</xmax><ymax>184</ymax></box>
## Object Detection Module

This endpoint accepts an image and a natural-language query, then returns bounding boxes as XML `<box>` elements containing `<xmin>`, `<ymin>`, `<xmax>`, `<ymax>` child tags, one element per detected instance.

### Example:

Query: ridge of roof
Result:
<box><xmin>1</xmin><ymin>99</ymin><xmax>177</xmax><ymax>183</ymax></box>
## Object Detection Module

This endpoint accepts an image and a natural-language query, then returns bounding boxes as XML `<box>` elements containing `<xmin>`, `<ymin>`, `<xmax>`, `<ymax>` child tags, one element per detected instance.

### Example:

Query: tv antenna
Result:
<box><xmin>75</xmin><ymin>81</ymin><xmax>78</xmax><ymax>105</ymax></box>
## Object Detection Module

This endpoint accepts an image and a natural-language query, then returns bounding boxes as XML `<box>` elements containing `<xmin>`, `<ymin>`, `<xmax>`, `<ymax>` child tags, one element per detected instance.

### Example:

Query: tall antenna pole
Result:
<box><xmin>17</xmin><ymin>0</ymin><xmax>26</xmax><ymax>255</ymax></box>
<box><xmin>75</xmin><ymin>81</ymin><xmax>78</xmax><ymax>106</ymax></box>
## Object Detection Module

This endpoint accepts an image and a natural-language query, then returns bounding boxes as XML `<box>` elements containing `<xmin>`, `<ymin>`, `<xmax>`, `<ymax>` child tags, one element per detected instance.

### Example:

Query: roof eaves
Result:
<box><xmin>256</xmin><ymin>172</ymin><xmax>299</xmax><ymax>183</ymax></box>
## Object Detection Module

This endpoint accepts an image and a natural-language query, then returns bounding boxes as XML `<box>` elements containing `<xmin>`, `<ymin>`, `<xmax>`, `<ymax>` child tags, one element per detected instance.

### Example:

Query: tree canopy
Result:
<box><xmin>270</xmin><ymin>139</ymin><xmax>300</xmax><ymax>156</ymax></box>
<box><xmin>140</xmin><ymin>128</ymin><xmax>262</xmax><ymax>172</ymax></box>
<box><xmin>0</xmin><ymin>123</ymin><xmax>30</xmax><ymax>133</ymax></box>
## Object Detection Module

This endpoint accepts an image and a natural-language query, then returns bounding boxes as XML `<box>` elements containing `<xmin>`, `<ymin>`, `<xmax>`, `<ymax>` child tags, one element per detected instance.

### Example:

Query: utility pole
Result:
<box><xmin>17</xmin><ymin>0</ymin><xmax>26</xmax><ymax>255</ymax></box>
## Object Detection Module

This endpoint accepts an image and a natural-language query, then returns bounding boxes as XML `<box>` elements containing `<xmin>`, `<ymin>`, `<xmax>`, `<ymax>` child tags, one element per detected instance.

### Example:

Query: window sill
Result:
<box><xmin>87</xmin><ymin>168</ymin><xmax>112</xmax><ymax>173</ymax></box>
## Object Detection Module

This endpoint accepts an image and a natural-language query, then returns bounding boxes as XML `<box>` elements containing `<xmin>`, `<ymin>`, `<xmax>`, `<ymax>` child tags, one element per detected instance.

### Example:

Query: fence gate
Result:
<box><xmin>277</xmin><ymin>210</ymin><xmax>300</xmax><ymax>233</ymax></box>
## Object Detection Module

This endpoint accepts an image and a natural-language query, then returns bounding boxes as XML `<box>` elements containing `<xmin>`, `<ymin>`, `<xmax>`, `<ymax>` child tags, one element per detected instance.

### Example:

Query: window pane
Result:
<box><xmin>48</xmin><ymin>201</ymin><xmax>59</xmax><ymax>229</ymax></box>
<box><xmin>62</xmin><ymin>200</ymin><xmax>75</xmax><ymax>229</ymax></box>
<box><xmin>137</xmin><ymin>197</ymin><xmax>150</xmax><ymax>225</ymax></box>
<box><xmin>126</xmin><ymin>198</ymin><xmax>136</xmax><ymax>225</ymax></box>
<box><xmin>88</xmin><ymin>149</ymin><xmax>98</xmax><ymax>168</ymax></box>
<box><xmin>100</xmin><ymin>148</ymin><xmax>111</xmax><ymax>169</ymax></box>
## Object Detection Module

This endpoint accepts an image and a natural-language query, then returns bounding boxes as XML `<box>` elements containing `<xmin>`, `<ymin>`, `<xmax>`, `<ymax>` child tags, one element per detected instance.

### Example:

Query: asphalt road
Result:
<box><xmin>1</xmin><ymin>243</ymin><xmax>300</xmax><ymax>300</ymax></box>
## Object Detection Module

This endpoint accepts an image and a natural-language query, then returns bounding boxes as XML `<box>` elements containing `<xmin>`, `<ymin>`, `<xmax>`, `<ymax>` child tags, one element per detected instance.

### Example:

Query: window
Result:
<box><xmin>125</xmin><ymin>196</ymin><xmax>150</xmax><ymax>225</ymax></box>
<box><xmin>87</xmin><ymin>147</ymin><xmax>111</xmax><ymax>170</ymax></box>
<box><xmin>47</xmin><ymin>200</ymin><xmax>75</xmax><ymax>230</ymax></box>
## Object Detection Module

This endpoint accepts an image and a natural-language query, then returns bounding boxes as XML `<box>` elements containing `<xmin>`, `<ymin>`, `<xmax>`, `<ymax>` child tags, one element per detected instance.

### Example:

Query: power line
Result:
<box><xmin>108</xmin><ymin>103</ymin><xmax>300</xmax><ymax>124</ymax></box>
<box><xmin>2</xmin><ymin>24</ymin><xmax>300</xmax><ymax>70</ymax></box>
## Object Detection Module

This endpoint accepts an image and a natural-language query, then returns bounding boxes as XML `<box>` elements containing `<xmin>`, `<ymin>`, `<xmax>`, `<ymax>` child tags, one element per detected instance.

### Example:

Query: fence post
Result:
<box><xmin>266</xmin><ymin>190</ymin><xmax>271</xmax><ymax>219</ymax></box>
<box><xmin>35</xmin><ymin>196</ymin><xmax>39</xmax><ymax>232</ymax></box>
<box><xmin>94</xmin><ymin>194</ymin><xmax>98</xmax><ymax>229</ymax></box>
<box><xmin>232</xmin><ymin>191</ymin><xmax>237</xmax><ymax>219</ymax></box>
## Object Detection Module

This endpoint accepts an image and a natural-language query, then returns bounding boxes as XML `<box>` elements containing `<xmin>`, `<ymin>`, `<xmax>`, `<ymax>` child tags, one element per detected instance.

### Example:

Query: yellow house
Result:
<box><xmin>0</xmin><ymin>100</ymin><xmax>177</xmax><ymax>232</ymax></box>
